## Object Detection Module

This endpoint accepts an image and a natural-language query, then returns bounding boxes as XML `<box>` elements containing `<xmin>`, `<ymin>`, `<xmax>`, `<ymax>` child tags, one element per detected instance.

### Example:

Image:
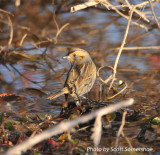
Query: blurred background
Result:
<box><xmin>0</xmin><ymin>0</ymin><xmax>160</xmax><ymax>115</ymax></box>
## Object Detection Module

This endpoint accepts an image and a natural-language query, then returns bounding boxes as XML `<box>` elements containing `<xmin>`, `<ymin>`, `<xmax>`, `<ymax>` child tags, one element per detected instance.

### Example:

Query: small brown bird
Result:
<box><xmin>47</xmin><ymin>48</ymin><xmax>96</xmax><ymax>106</ymax></box>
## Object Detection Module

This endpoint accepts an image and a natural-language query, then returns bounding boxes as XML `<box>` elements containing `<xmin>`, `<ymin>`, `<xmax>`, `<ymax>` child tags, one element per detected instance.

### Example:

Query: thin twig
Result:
<box><xmin>53</xmin><ymin>23</ymin><xmax>70</xmax><ymax>44</ymax></box>
<box><xmin>71</xmin><ymin>1</ymin><xmax>98</xmax><ymax>12</ymax></box>
<box><xmin>107</xmin><ymin>6</ymin><xmax>135</xmax><ymax>94</ymax></box>
<box><xmin>4</xmin><ymin>99</ymin><xmax>134</xmax><ymax>155</ymax></box>
<box><xmin>121</xmin><ymin>131</ymin><xmax>132</xmax><ymax>148</ymax></box>
<box><xmin>20</xmin><ymin>33</ymin><xmax>28</xmax><ymax>46</ymax></box>
<box><xmin>97</xmin><ymin>66</ymin><xmax>128</xmax><ymax>101</ymax></box>
<box><xmin>97</xmin><ymin>65</ymin><xmax>114</xmax><ymax>101</ymax></box>
<box><xmin>148</xmin><ymin>0</ymin><xmax>160</xmax><ymax>30</ymax></box>
<box><xmin>52</xmin><ymin>11</ymin><xmax>70</xmax><ymax>44</ymax></box>
<box><xmin>71</xmin><ymin>1</ymin><xmax>148</xmax><ymax>31</ymax></box>
<box><xmin>124</xmin><ymin>0</ymin><xmax>150</xmax><ymax>22</ymax></box>
<box><xmin>136</xmin><ymin>0</ymin><xmax>155</xmax><ymax>8</ymax></box>
<box><xmin>106</xmin><ymin>45</ymin><xmax>160</xmax><ymax>51</ymax></box>
<box><xmin>115</xmin><ymin>111</ymin><xmax>127</xmax><ymax>148</ymax></box>
<box><xmin>106</xmin><ymin>82</ymin><xmax>128</xmax><ymax>100</ymax></box>
<box><xmin>91</xmin><ymin>115</ymin><xmax>102</xmax><ymax>146</ymax></box>
<box><xmin>0</xmin><ymin>9</ymin><xmax>14</xmax><ymax>16</ymax></box>
<box><xmin>97</xmin><ymin>65</ymin><xmax>114</xmax><ymax>85</ymax></box>
<box><xmin>7</xmin><ymin>15</ymin><xmax>13</xmax><ymax>48</ymax></box>
<box><xmin>99</xmin><ymin>1</ymin><xmax>148</xmax><ymax>31</ymax></box>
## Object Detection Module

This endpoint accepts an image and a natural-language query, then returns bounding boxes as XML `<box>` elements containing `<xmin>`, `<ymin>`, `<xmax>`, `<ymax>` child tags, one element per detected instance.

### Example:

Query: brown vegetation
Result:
<box><xmin>0</xmin><ymin>0</ymin><xmax>160</xmax><ymax>154</ymax></box>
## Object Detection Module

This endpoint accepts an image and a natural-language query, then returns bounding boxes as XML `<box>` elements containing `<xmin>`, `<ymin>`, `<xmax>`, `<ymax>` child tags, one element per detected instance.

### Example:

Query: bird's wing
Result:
<box><xmin>64</xmin><ymin>62</ymin><xmax>79</xmax><ymax>88</ymax></box>
<box><xmin>47</xmin><ymin>87</ymin><xmax>69</xmax><ymax>100</ymax></box>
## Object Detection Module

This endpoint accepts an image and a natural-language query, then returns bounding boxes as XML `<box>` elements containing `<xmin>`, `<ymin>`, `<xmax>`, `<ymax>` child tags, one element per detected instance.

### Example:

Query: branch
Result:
<box><xmin>107</xmin><ymin>6</ymin><xmax>135</xmax><ymax>93</ymax></box>
<box><xmin>115</xmin><ymin>111</ymin><xmax>127</xmax><ymax>147</ymax></box>
<box><xmin>71</xmin><ymin>1</ymin><xmax>98</xmax><ymax>12</ymax></box>
<box><xmin>4</xmin><ymin>98</ymin><xmax>134</xmax><ymax>155</ymax></box>
<box><xmin>148</xmin><ymin>0</ymin><xmax>160</xmax><ymax>30</ymax></box>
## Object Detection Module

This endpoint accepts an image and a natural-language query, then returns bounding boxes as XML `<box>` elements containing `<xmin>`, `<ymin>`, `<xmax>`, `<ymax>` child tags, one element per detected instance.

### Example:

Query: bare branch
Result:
<box><xmin>148</xmin><ymin>0</ymin><xmax>160</xmax><ymax>30</ymax></box>
<box><xmin>91</xmin><ymin>115</ymin><xmax>102</xmax><ymax>146</ymax></box>
<box><xmin>124</xmin><ymin>0</ymin><xmax>150</xmax><ymax>22</ymax></box>
<box><xmin>19</xmin><ymin>33</ymin><xmax>27</xmax><ymax>46</ymax></box>
<box><xmin>106</xmin><ymin>82</ymin><xmax>128</xmax><ymax>100</ymax></box>
<box><xmin>54</xmin><ymin>23</ymin><xmax>70</xmax><ymax>44</ymax></box>
<box><xmin>0</xmin><ymin>9</ymin><xmax>14</xmax><ymax>16</ymax></box>
<box><xmin>71</xmin><ymin>1</ymin><xmax>149</xmax><ymax>31</ymax></box>
<box><xmin>71</xmin><ymin>1</ymin><xmax>98</xmax><ymax>12</ymax></box>
<box><xmin>107</xmin><ymin>6</ymin><xmax>135</xmax><ymax>93</ymax></box>
<box><xmin>4</xmin><ymin>99</ymin><xmax>134</xmax><ymax>155</ymax></box>
<box><xmin>106</xmin><ymin>45</ymin><xmax>160</xmax><ymax>51</ymax></box>
<box><xmin>115</xmin><ymin>111</ymin><xmax>127</xmax><ymax>148</ymax></box>
<box><xmin>7</xmin><ymin>15</ymin><xmax>13</xmax><ymax>48</ymax></box>
<box><xmin>97</xmin><ymin>65</ymin><xmax>114</xmax><ymax>85</ymax></box>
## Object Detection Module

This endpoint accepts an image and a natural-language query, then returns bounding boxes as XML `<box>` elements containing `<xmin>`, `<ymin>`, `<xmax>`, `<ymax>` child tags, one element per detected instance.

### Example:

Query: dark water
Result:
<box><xmin>0</xmin><ymin>1</ymin><xmax>160</xmax><ymax>153</ymax></box>
<box><xmin>0</xmin><ymin>0</ymin><xmax>160</xmax><ymax>111</ymax></box>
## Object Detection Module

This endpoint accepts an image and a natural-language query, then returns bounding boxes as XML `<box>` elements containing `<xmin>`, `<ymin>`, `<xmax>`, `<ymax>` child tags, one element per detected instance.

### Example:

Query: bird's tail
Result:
<box><xmin>47</xmin><ymin>87</ymin><xmax>69</xmax><ymax>100</ymax></box>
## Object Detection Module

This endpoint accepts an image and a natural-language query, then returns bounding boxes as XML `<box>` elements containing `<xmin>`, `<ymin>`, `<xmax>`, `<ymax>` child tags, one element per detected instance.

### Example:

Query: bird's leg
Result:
<box><xmin>74</xmin><ymin>93</ymin><xmax>81</xmax><ymax>106</ymax></box>
<box><xmin>60</xmin><ymin>94</ymin><xmax>69</xmax><ymax>115</ymax></box>
<box><xmin>64</xmin><ymin>94</ymin><xmax>69</xmax><ymax>108</ymax></box>
<box><xmin>71</xmin><ymin>81</ymin><xmax>81</xmax><ymax>106</ymax></box>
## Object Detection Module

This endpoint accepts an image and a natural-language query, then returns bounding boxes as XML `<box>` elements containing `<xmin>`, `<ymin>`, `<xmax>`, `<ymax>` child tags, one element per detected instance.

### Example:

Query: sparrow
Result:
<box><xmin>47</xmin><ymin>48</ymin><xmax>96</xmax><ymax>107</ymax></box>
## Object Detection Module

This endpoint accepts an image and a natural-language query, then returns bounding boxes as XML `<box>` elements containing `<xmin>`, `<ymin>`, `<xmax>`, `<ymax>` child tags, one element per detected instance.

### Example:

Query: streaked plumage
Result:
<box><xmin>47</xmin><ymin>48</ymin><xmax>96</xmax><ymax>103</ymax></box>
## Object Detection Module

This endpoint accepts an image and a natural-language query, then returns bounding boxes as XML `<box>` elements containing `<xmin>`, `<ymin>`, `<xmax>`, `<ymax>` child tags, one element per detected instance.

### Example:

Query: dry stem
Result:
<box><xmin>107</xmin><ymin>6</ymin><xmax>135</xmax><ymax>94</ymax></box>
<box><xmin>4</xmin><ymin>98</ymin><xmax>134</xmax><ymax>155</ymax></box>
<box><xmin>115</xmin><ymin>111</ymin><xmax>127</xmax><ymax>148</ymax></box>
<box><xmin>148</xmin><ymin>0</ymin><xmax>160</xmax><ymax>30</ymax></box>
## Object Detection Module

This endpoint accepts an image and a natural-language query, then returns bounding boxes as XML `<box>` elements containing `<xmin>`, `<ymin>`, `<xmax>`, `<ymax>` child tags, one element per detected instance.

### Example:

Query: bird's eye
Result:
<box><xmin>73</xmin><ymin>54</ymin><xmax>76</xmax><ymax>57</ymax></box>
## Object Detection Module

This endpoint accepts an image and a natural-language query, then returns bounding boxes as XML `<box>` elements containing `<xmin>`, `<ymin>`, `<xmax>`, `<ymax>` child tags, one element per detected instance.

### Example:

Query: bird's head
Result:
<box><xmin>63</xmin><ymin>48</ymin><xmax>92</xmax><ymax>64</ymax></box>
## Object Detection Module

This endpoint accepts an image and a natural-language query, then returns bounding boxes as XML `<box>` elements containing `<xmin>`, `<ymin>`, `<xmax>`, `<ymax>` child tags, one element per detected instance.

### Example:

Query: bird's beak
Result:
<box><xmin>63</xmin><ymin>56</ymin><xmax>70</xmax><ymax>60</ymax></box>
